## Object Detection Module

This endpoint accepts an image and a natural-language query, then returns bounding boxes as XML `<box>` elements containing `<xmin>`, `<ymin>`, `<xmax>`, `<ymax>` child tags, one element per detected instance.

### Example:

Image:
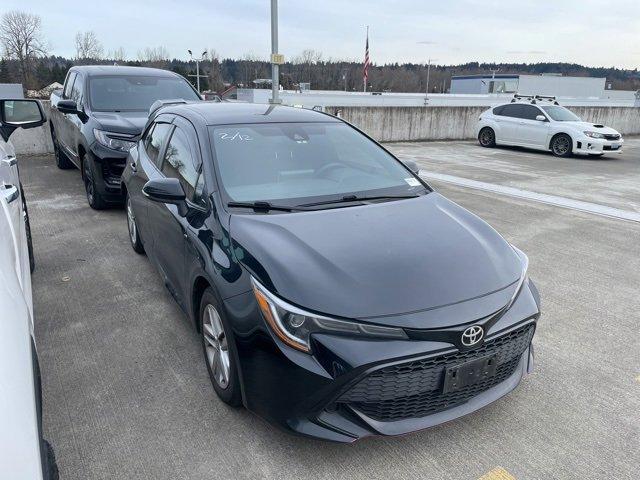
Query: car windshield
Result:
<box><xmin>210</xmin><ymin>122</ymin><xmax>426</xmax><ymax>205</ymax></box>
<box><xmin>88</xmin><ymin>75</ymin><xmax>200</xmax><ymax>112</ymax></box>
<box><xmin>541</xmin><ymin>105</ymin><xmax>581</xmax><ymax>122</ymax></box>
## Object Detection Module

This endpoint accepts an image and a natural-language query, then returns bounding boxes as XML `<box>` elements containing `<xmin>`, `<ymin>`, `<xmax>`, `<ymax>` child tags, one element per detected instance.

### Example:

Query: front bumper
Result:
<box><xmin>224</xmin><ymin>280</ymin><xmax>541</xmax><ymax>442</ymax></box>
<box><xmin>89</xmin><ymin>143</ymin><xmax>128</xmax><ymax>202</ymax></box>
<box><xmin>574</xmin><ymin>135</ymin><xmax>624</xmax><ymax>155</ymax></box>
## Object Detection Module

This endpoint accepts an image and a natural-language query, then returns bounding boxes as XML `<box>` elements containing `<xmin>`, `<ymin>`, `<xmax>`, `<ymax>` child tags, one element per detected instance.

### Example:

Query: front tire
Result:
<box><xmin>200</xmin><ymin>288</ymin><xmax>242</xmax><ymax>407</ymax></box>
<box><xmin>551</xmin><ymin>134</ymin><xmax>573</xmax><ymax>157</ymax></box>
<box><xmin>83</xmin><ymin>156</ymin><xmax>107</xmax><ymax>210</ymax></box>
<box><xmin>126</xmin><ymin>194</ymin><xmax>145</xmax><ymax>254</ymax></box>
<box><xmin>478</xmin><ymin>127</ymin><xmax>496</xmax><ymax>147</ymax></box>
<box><xmin>51</xmin><ymin>129</ymin><xmax>74</xmax><ymax>170</ymax></box>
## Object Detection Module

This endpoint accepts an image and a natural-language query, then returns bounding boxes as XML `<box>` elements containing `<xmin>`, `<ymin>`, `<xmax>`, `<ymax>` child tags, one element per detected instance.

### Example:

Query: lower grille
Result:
<box><xmin>339</xmin><ymin>324</ymin><xmax>534</xmax><ymax>422</ymax></box>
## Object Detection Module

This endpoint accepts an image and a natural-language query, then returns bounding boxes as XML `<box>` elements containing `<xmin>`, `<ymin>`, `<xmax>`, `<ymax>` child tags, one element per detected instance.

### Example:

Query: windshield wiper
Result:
<box><xmin>298</xmin><ymin>193</ymin><xmax>422</xmax><ymax>208</ymax></box>
<box><xmin>227</xmin><ymin>201</ymin><xmax>311</xmax><ymax>212</ymax></box>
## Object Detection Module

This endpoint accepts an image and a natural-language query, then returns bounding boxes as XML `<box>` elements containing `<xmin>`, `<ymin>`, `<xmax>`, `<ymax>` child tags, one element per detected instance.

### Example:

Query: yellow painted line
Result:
<box><xmin>478</xmin><ymin>467</ymin><xmax>516</xmax><ymax>480</ymax></box>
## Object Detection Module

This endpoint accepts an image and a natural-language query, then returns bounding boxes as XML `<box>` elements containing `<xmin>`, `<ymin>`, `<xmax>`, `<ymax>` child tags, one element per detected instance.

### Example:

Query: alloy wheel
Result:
<box><xmin>480</xmin><ymin>129</ymin><xmax>494</xmax><ymax>146</ymax></box>
<box><xmin>203</xmin><ymin>304</ymin><xmax>231</xmax><ymax>389</ymax></box>
<box><xmin>553</xmin><ymin>136</ymin><xmax>571</xmax><ymax>156</ymax></box>
<box><xmin>126</xmin><ymin>197</ymin><xmax>137</xmax><ymax>244</ymax></box>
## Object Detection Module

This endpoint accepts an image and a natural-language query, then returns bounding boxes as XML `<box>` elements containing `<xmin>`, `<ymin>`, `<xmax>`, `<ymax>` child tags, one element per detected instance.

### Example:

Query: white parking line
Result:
<box><xmin>420</xmin><ymin>171</ymin><xmax>640</xmax><ymax>223</ymax></box>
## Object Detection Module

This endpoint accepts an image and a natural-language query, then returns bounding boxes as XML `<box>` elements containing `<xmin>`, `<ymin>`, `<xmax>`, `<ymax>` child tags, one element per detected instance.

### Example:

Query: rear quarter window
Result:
<box><xmin>493</xmin><ymin>105</ymin><xmax>505</xmax><ymax>115</ymax></box>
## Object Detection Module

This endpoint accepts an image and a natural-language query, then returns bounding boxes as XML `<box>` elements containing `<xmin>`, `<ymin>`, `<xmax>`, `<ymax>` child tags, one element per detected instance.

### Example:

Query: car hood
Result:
<box><xmin>565</xmin><ymin>121</ymin><xmax>621</xmax><ymax>135</ymax></box>
<box><xmin>230</xmin><ymin>193</ymin><xmax>523</xmax><ymax>328</ymax></box>
<box><xmin>92</xmin><ymin>111</ymin><xmax>148</xmax><ymax>135</ymax></box>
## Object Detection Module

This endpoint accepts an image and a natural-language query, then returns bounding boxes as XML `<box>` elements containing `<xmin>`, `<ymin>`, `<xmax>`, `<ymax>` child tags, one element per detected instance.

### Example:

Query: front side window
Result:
<box><xmin>144</xmin><ymin>123</ymin><xmax>173</xmax><ymax>167</ymax></box>
<box><xmin>63</xmin><ymin>72</ymin><xmax>76</xmax><ymax>99</ymax></box>
<box><xmin>161</xmin><ymin>127</ymin><xmax>200</xmax><ymax>198</ymax></box>
<box><xmin>210</xmin><ymin>122</ymin><xmax>426</xmax><ymax>205</ymax></box>
<box><xmin>70</xmin><ymin>75</ymin><xmax>83</xmax><ymax>105</ymax></box>
<box><xmin>88</xmin><ymin>75</ymin><xmax>200</xmax><ymax>112</ymax></box>
<box><xmin>520</xmin><ymin>105</ymin><xmax>543</xmax><ymax>120</ymax></box>
<box><xmin>541</xmin><ymin>106</ymin><xmax>581</xmax><ymax>122</ymax></box>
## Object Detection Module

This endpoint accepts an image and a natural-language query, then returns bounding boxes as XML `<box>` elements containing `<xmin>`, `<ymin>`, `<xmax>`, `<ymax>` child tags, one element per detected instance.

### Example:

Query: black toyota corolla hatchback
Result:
<box><xmin>122</xmin><ymin>102</ymin><xmax>540</xmax><ymax>442</ymax></box>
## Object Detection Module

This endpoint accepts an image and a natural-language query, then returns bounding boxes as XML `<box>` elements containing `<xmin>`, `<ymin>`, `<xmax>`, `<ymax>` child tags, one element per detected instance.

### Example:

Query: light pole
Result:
<box><xmin>188</xmin><ymin>49</ymin><xmax>207</xmax><ymax>94</ymax></box>
<box><xmin>425</xmin><ymin>58</ymin><xmax>434</xmax><ymax>99</ymax></box>
<box><xmin>269</xmin><ymin>0</ymin><xmax>282</xmax><ymax>104</ymax></box>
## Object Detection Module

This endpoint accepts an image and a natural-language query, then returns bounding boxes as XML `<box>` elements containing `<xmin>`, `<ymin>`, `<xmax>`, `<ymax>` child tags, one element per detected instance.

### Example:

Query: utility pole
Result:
<box><xmin>425</xmin><ymin>58</ymin><xmax>433</xmax><ymax>99</ymax></box>
<box><xmin>188</xmin><ymin>49</ymin><xmax>207</xmax><ymax>94</ymax></box>
<box><xmin>343</xmin><ymin>70</ymin><xmax>347</xmax><ymax>92</ymax></box>
<box><xmin>269</xmin><ymin>0</ymin><xmax>282</xmax><ymax>104</ymax></box>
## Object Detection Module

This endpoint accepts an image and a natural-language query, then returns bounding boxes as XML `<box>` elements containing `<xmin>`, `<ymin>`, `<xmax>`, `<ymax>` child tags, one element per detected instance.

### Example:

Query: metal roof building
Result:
<box><xmin>450</xmin><ymin>74</ymin><xmax>607</xmax><ymax>98</ymax></box>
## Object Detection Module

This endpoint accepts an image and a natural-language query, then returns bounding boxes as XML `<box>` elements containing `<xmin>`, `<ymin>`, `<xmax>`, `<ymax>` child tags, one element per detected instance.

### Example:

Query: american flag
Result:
<box><xmin>363</xmin><ymin>27</ymin><xmax>370</xmax><ymax>91</ymax></box>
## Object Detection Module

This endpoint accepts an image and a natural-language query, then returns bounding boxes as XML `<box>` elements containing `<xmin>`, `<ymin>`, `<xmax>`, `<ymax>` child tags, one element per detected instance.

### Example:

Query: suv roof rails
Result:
<box><xmin>511</xmin><ymin>94</ymin><xmax>560</xmax><ymax>105</ymax></box>
<box><xmin>149</xmin><ymin>98</ymin><xmax>190</xmax><ymax>116</ymax></box>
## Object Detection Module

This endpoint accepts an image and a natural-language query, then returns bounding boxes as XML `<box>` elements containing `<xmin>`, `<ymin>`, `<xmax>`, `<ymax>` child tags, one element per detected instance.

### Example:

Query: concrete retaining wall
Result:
<box><xmin>10</xmin><ymin>101</ymin><xmax>54</xmax><ymax>155</ymax></box>
<box><xmin>328</xmin><ymin>106</ymin><xmax>640</xmax><ymax>142</ymax></box>
<box><xmin>8</xmin><ymin>101</ymin><xmax>640</xmax><ymax>154</ymax></box>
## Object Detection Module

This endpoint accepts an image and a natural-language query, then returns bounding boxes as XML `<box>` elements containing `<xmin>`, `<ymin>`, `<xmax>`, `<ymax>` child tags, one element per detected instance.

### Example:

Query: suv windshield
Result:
<box><xmin>541</xmin><ymin>105</ymin><xmax>581</xmax><ymax>122</ymax></box>
<box><xmin>210</xmin><ymin>122</ymin><xmax>426</xmax><ymax>205</ymax></box>
<box><xmin>88</xmin><ymin>75</ymin><xmax>200</xmax><ymax>112</ymax></box>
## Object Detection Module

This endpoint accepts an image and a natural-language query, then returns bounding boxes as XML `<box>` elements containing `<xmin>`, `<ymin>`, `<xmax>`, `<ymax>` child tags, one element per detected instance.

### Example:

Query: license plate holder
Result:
<box><xmin>443</xmin><ymin>354</ymin><xmax>498</xmax><ymax>393</ymax></box>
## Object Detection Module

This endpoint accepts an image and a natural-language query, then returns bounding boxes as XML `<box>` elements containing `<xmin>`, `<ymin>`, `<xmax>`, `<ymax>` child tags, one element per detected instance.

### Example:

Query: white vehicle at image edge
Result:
<box><xmin>476</xmin><ymin>95</ymin><xmax>624</xmax><ymax>157</ymax></box>
<box><xmin>0</xmin><ymin>98</ymin><xmax>59</xmax><ymax>479</ymax></box>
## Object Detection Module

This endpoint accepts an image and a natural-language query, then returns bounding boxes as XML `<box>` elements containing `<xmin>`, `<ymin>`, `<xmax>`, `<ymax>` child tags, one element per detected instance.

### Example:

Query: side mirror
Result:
<box><xmin>401</xmin><ymin>158</ymin><xmax>421</xmax><ymax>175</ymax></box>
<box><xmin>56</xmin><ymin>99</ymin><xmax>81</xmax><ymax>115</ymax></box>
<box><xmin>535</xmin><ymin>115</ymin><xmax>547</xmax><ymax>122</ymax></box>
<box><xmin>0</xmin><ymin>99</ymin><xmax>46</xmax><ymax>141</ymax></box>
<box><xmin>142</xmin><ymin>178</ymin><xmax>188</xmax><ymax>216</ymax></box>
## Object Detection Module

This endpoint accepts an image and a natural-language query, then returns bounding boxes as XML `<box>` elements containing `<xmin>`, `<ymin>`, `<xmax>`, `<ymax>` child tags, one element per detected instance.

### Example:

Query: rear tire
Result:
<box><xmin>551</xmin><ymin>134</ymin><xmax>573</xmax><ymax>157</ymax></box>
<box><xmin>51</xmin><ymin>129</ymin><xmax>74</xmax><ymax>170</ymax></box>
<box><xmin>200</xmin><ymin>288</ymin><xmax>242</xmax><ymax>407</ymax></box>
<box><xmin>126</xmin><ymin>193</ymin><xmax>145</xmax><ymax>254</ymax></box>
<box><xmin>478</xmin><ymin>127</ymin><xmax>496</xmax><ymax>147</ymax></box>
<box><xmin>83</xmin><ymin>156</ymin><xmax>107</xmax><ymax>210</ymax></box>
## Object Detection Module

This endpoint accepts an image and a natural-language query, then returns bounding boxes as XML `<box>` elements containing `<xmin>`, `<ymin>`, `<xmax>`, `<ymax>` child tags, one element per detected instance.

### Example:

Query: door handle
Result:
<box><xmin>1</xmin><ymin>184</ymin><xmax>19</xmax><ymax>204</ymax></box>
<box><xmin>1</xmin><ymin>156</ymin><xmax>17</xmax><ymax>167</ymax></box>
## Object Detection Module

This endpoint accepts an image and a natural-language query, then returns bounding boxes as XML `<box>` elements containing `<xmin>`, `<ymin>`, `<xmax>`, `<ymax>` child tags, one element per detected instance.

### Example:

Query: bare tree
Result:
<box><xmin>205</xmin><ymin>49</ymin><xmax>223</xmax><ymax>92</ymax></box>
<box><xmin>137</xmin><ymin>46</ymin><xmax>170</xmax><ymax>67</ymax></box>
<box><xmin>109</xmin><ymin>46</ymin><xmax>126</xmax><ymax>62</ymax></box>
<box><xmin>0</xmin><ymin>11</ymin><xmax>47</xmax><ymax>88</ymax></box>
<box><xmin>75</xmin><ymin>31</ymin><xmax>104</xmax><ymax>62</ymax></box>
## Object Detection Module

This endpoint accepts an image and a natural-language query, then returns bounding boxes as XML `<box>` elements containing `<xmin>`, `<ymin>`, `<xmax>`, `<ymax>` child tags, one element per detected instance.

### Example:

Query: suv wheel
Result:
<box><xmin>126</xmin><ymin>194</ymin><xmax>145</xmax><ymax>254</ymax></box>
<box><xmin>200</xmin><ymin>288</ymin><xmax>242</xmax><ymax>407</ymax></box>
<box><xmin>478</xmin><ymin>127</ymin><xmax>496</xmax><ymax>147</ymax></box>
<box><xmin>83</xmin><ymin>157</ymin><xmax>107</xmax><ymax>210</ymax></box>
<box><xmin>551</xmin><ymin>134</ymin><xmax>573</xmax><ymax>157</ymax></box>
<box><xmin>51</xmin><ymin>130</ymin><xmax>74</xmax><ymax>169</ymax></box>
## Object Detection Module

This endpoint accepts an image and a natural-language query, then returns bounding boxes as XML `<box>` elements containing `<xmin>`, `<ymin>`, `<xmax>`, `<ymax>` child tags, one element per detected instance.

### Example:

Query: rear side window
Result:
<box><xmin>492</xmin><ymin>105</ymin><xmax>505</xmax><ymax>115</ymax></box>
<box><xmin>161</xmin><ymin>127</ymin><xmax>200</xmax><ymax>198</ymax></box>
<box><xmin>499</xmin><ymin>104</ymin><xmax>522</xmax><ymax>118</ymax></box>
<box><xmin>144</xmin><ymin>123</ymin><xmax>172</xmax><ymax>167</ymax></box>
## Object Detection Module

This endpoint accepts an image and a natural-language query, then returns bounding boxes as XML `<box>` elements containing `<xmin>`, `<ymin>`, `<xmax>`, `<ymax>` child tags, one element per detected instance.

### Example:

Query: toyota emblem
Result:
<box><xmin>461</xmin><ymin>325</ymin><xmax>484</xmax><ymax>347</ymax></box>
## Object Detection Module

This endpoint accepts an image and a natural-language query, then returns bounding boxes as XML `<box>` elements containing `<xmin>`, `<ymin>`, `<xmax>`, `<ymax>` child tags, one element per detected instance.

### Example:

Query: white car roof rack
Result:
<box><xmin>511</xmin><ymin>94</ymin><xmax>560</xmax><ymax>105</ymax></box>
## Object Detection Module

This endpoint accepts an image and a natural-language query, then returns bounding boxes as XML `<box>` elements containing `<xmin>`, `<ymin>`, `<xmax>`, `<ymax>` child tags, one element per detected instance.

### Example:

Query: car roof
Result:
<box><xmin>69</xmin><ymin>65</ymin><xmax>182</xmax><ymax>78</ymax></box>
<box><xmin>165</xmin><ymin>102</ymin><xmax>342</xmax><ymax>126</ymax></box>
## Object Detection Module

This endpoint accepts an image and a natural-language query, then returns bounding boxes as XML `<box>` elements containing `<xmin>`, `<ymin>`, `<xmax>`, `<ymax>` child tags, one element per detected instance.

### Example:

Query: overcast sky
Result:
<box><xmin>4</xmin><ymin>0</ymin><xmax>640</xmax><ymax>68</ymax></box>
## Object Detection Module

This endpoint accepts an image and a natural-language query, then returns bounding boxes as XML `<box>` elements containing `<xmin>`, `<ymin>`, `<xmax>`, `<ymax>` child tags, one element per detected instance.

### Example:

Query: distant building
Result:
<box><xmin>450</xmin><ymin>74</ymin><xmax>606</xmax><ymax>98</ymax></box>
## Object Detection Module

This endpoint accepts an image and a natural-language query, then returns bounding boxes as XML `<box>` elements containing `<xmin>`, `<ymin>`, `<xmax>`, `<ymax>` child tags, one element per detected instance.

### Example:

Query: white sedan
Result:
<box><xmin>477</xmin><ymin>98</ymin><xmax>624</xmax><ymax>157</ymax></box>
<box><xmin>0</xmin><ymin>98</ymin><xmax>58</xmax><ymax>480</ymax></box>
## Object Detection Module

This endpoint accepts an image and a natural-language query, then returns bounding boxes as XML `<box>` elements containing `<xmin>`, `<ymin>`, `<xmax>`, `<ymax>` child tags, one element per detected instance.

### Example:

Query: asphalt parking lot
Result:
<box><xmin>22</xmin><ymin>139</ymin><xmax>639</xmax><ymax>480</ymax></box>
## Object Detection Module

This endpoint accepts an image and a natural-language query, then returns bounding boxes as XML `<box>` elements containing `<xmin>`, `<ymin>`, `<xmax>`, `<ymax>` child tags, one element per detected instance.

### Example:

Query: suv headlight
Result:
<box><xmin>93</xmin><ymin>129</ymin><xmax>137</xmax><ymax>152</ymax></box>
<box><xmin>583</xmin><ymin>131</ymin><xmax>605</xmax><ymax>139</ymax></box>
<box><xmin>251</xmin><ymin>277</ymin><xmax>407</xmax><ymax>353</ymax></box>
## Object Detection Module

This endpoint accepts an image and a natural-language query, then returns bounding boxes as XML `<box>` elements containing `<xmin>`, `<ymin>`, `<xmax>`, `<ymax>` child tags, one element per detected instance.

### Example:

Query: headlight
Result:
<box><xmin>93</xmin><ymin>129</ymin><xmax>137</xmax><ymax>152</ymax></box>
<box><xmin>251</xmin><ymin>277</ymin><xmax>407</xmax><ymax>353</ymax></box>
<box><xmin>583</xmin><ymin>131</ymin><xmax>605</xmax><ymax>139</ymax></box>
<box><xmin>506</xmin><ymin>245</ymin><xmax>529</xmax><ymax>310</ymax></box>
